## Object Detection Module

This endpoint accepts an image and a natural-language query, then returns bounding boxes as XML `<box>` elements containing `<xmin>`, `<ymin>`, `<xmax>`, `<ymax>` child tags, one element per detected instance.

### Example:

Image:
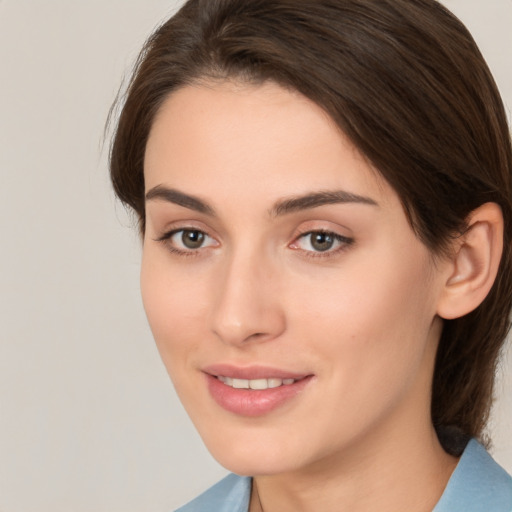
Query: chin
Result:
<box><xmin>197</xmin><ymin>425</ymin><xmax>316</xmax><ymax>477</ymax></box>
<box><xmin>213</xmin><ymin>450</ymin><xmax>300</xmax><ymax>477</ymax></box>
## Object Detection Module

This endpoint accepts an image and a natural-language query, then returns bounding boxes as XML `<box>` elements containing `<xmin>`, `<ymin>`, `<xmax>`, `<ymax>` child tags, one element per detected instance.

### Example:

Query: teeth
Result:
<box><xmin>217</xmin><ymin>376</ymin><xmax>298</xmax><ymax>390</ymax></box>
<box><xmin>249</xmin><ymin>379</ymin><xmax>268</xmax><ymax>390</ymax></box>
<box><xmin>267</xmin><ymin>378</ymin><xmax>282</xmax><ymax>389</ymax></box>
<box><xmin>232</xmin><ymin>378</ymin><xmax>249</xmax><ymax>389</ymax></box>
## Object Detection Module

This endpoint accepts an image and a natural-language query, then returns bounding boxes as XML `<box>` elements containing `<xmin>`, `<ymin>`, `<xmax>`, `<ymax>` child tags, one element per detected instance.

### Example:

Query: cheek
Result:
<box><xmin>288</xmin><ymin>248</ymin><xmax>438</xmax><ymax>392</ymax></box>
<box><xmin>140</xmin><ymin>249</ymin><xmax>208</xmax><ymax>375</ymax></box>
<box><xmin>278</xmin><ymin>259</ymin><xmax>439</xmax><ymax>455</ymax></box>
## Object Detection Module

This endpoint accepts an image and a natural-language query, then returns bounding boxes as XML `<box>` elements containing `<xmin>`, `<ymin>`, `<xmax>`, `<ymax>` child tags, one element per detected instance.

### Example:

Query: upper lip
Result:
<box><xmin>202</xmin><ymin>364</ymin><xmax>311</xmax><ymax>380</ymax></box>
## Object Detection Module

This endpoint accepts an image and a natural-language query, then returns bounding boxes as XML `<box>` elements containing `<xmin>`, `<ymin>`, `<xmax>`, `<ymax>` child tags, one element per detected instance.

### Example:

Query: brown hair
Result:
<box><xmin>109</xmin><ymin>0</ymin><xmax>512</xmax><ymax>449</ymax></box>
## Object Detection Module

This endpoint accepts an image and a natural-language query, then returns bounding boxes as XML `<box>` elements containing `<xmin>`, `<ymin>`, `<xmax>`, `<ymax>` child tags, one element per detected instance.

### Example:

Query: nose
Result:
<box><xmin>209</xmin><ymin>250</ymin><xmax>286</xmax><ymax>347</ymax></box>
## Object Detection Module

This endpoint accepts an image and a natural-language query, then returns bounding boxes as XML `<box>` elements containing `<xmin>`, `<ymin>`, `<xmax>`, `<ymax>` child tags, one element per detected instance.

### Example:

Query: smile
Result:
<box><xmin>217</xmin><ymin>376</ymin><xmax>298</xmax><ymax>389</ymax></box>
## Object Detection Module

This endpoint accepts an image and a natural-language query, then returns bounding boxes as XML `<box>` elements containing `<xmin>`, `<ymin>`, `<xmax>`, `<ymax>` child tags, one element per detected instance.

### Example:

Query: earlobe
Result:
<box><xmin>437</xmin><ymin>202</ymin><xmax>504</xmax><ymax>320</ymax></box>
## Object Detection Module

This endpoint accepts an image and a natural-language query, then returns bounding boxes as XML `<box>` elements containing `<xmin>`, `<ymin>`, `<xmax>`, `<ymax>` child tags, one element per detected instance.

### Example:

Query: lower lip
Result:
<box><xmin>205</xmin><ymin>374</ymin><xmax>313</xmax><ymax>417</ymax></box>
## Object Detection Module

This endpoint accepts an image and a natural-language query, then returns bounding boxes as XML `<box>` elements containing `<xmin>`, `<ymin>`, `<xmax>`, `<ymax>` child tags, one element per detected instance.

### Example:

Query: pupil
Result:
<box><xmin>182</xmin><ymin>230</ymin><xmax>204</xmax><ymax>249</ymax></box>
<box><xmin>312</xmin><ymin>233</ymin><xmax>334</xmax><ymax>252</ymax></box>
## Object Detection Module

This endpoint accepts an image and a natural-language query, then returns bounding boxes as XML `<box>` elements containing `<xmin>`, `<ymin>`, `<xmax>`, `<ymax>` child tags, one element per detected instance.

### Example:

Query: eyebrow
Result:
<box><xmin>145</xmin><ymin>185</ymin><xmax>378</xmax><ymax>217</ymax></box>
<box><xmin>145</xmin><ymin>185</ymin><xmax>215</xmax><ymax>216</ymax></box>
<box><xmin>271</xmin><ymin>190</ymin><xmax>378</xmax><ymax>216</ymax></box>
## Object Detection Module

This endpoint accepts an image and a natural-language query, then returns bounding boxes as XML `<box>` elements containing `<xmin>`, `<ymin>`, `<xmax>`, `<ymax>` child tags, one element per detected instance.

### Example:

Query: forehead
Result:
<box><xmin>144</xmin><ymin>81</ymin><xmax>391</xmax><ymax>208</ymax></box>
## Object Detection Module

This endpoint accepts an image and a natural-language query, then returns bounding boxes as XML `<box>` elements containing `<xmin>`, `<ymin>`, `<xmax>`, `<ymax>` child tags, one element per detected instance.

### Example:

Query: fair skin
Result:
<box><xmin>141</xmin><ymin>81</ymin><xmax>501</xmax><ymax>511</ymax></box>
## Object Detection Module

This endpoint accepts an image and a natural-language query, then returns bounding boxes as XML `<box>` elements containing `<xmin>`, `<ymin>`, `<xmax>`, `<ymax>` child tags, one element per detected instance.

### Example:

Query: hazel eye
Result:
<box><xmin>308</xmin><ymin>232</ymin><xmax>336</xmax><ymax>252</ymax></box>
<box><xmin>292</xmin><ymin>230</ymin><xmax>352</xmax><ymax>254</ymax></box>
<box><xmin>179</xmin><ymin>229</ymin><xmax>206</xmax><ymax>249</ymax></box>
<box><xmin>157</xmin><ymin>228</ymin><xmax>218</xmax><ymax>253</ymax></box>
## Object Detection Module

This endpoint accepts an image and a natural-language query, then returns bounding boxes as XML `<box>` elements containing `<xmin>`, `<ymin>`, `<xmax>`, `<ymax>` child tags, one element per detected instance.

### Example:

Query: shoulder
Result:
<box><xmin>434</xmin><ymin>439</ymin><xmax>512</xmax><ymax>512</ymax></box>
<box><xmin>175</xmin><ymin>473</ymin><xmax>251</xmax><ymax>512</ymax></box>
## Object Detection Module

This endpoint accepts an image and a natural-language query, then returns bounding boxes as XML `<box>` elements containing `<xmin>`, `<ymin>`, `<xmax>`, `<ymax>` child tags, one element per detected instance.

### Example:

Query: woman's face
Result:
<box><xmin>142</xmin><ymin>81</ymin><xmax>448</xmax><ymax>476</ymax></box>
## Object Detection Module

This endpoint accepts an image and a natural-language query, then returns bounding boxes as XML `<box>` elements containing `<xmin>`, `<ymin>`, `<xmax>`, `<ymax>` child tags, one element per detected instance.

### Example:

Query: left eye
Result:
<box><xmin>165</xmin><ymin>229</ymin><xmax>217</xmax><ymax>251</ymax></box>
<box><xmin>292</xmin><ymin>231</ymin><xmax>351</xmax><ymax>253</ymax></box>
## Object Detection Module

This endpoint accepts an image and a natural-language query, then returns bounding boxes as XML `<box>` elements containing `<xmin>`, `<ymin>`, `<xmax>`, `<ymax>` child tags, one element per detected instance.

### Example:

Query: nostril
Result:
<box><xmin>248</xmin><ymin>332</ymin><xmax>266</xmax><ymax>340</ymax></box>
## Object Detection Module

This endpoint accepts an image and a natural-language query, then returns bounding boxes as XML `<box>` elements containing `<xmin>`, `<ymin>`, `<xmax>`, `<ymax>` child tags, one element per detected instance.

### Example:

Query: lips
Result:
<box><xmin>203</xmin><ymin>364</ymin><xmax>313</xmax><ymax>416</ymax></box>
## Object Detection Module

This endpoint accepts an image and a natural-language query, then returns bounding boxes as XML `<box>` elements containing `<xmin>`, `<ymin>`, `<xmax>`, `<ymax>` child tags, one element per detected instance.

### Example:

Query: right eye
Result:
<box><xmin>157</xmin><ymin>228</ymin><xmax>218</xmax><ymax>254</ymax></box>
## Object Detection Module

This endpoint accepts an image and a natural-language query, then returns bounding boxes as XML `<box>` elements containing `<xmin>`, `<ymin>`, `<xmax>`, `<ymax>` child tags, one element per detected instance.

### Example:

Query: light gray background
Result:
<box><xmin>0</xmin><ymin>1</ymin><xmax>510</xmax><ymax>511</ymax></box>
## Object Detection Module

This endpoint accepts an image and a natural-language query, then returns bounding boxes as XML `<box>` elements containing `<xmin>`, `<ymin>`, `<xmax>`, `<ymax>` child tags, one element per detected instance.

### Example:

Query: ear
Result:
<box><xmin>436</xmin><ymin>202</ymin><xmax>504</xmax><ymax>320</ymax></box>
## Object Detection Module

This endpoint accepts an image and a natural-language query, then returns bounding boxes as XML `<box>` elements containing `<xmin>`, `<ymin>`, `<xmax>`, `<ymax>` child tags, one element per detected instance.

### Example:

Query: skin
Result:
<box><xmin>141</xmin><ymin>81</ymin><xmax>458</xmax><ymax>511</ymax></box>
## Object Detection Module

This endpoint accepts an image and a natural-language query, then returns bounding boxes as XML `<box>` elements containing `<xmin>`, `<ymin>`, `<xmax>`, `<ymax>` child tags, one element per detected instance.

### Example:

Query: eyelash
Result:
<box><xmin>155</xmin><ymin>228</ymin><xmax>354</xmax><ymax>259</ymax></box>
<box><xmin>155</xmin><ymin>229</ymin><xmax>216</xmax><ymax>258</ymax></box>
<box><xmin>291</xmin><ymin>230</ymin><xmax>354</xmax><ymax>259</ymax></box>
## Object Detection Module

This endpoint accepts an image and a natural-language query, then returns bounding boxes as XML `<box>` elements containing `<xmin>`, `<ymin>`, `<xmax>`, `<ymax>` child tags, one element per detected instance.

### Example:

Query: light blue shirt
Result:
<box><xmin>175</xmin><ymin>439</ymin><xmax>512</xmax><ymax>511</ymax></box>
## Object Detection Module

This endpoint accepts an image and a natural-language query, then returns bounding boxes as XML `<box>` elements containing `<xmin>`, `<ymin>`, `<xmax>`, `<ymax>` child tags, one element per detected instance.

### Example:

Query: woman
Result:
<box><xmin>109</xmin><ymin>0</ymin><xmax>512</xmax><ymax>510</ymax></box>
